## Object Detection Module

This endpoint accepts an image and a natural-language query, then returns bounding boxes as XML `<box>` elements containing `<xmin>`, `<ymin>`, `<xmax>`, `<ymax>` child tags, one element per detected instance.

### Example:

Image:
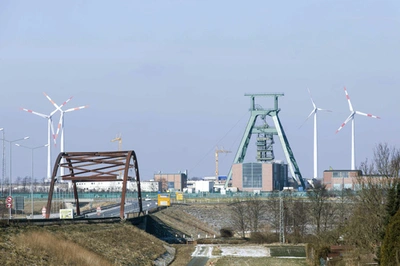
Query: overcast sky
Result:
<box><xmin>0</xmin><ymin>0</ymin><xmax>399</xmax><ymax>184</ymax></box>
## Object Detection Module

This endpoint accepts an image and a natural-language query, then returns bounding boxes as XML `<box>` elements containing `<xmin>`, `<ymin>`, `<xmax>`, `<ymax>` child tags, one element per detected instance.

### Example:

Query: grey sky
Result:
<box><xmin>0</xmin><ymin>0</ymin><xmax>399</xmax><ymax>182</ymax></box>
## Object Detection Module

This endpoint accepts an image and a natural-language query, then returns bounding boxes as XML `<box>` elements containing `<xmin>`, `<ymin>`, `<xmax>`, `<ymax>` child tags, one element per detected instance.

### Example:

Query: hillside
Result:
<box><xmin>0</xmin><ymin>204</ymin><xmax>229</xmax><ymax>266</ymax></box>
<box><xmin>0</xmin><ymin>222</ymin><xmax>169</xmax><ymax>266</ymax></box>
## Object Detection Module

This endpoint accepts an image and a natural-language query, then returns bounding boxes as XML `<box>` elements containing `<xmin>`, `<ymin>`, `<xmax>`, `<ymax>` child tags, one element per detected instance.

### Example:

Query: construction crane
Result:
<box><xmin>215</xmin><ymin>147</ymin><xmax>231</xmax><ymax>181</ymax></box>
<box><xmin>111</xmin><ymin>134</ymin><xmax>123</xmax><ymax>178</ymax></box>
<box><xmin>111</xmin><ymin>134</ymin><xmax>122</xmax><ymax>151</ymax></box>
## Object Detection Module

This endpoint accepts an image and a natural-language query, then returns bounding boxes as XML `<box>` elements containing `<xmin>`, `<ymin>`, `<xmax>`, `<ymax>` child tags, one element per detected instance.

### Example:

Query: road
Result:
<box><xmin>29</xmin><ymin>200</ymin><xmax>158</xmax><ymax>219</ymax></box>
<box><xmin>83</xmin><ymin>200</ymin><xmax>158</xmax><ymax>218</ymax></box>
<box><xmin>187</xmin><ymin>245</ymin><xmax>213</xmax><ymax>266</ymax></box>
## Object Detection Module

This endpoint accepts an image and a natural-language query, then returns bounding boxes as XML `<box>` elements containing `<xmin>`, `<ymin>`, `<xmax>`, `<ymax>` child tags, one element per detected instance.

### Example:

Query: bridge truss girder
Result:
<box><xmin>45</xmin><ymin>150</ymin><xmax>143</xmax><ymax>219</ymax></box>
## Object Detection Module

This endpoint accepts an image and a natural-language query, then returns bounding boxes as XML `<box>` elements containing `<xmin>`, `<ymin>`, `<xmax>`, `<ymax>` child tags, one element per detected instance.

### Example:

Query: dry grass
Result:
<box><xmin>170</xmin><ymin>244</ymin><xmax>196</xmax><ymax>266</ymax></box>
<box><xmin>154</xmin><ymin>206</ymin><xmax>218</xmax><ymax>237</ymax></box>
<box><xmin>0</xmin><ymin>222</ymin><xmax>167</xmax><ymax>265</ymax></box>
<box><xmin>12</xmin><ymin>231</ymin><xmax>112</xmax><ymax>266</ymax></box>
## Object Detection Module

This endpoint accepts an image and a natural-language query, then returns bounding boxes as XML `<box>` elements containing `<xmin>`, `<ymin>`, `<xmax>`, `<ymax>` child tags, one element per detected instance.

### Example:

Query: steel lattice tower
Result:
<box><xmin>224</xmin><ymin>93</ymin><xmax>306</xmax><ymax>190</ymax></box>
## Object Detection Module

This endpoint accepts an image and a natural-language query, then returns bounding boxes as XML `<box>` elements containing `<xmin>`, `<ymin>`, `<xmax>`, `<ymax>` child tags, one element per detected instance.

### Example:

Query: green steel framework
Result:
<box><xmin>224</xmin><ymin>93</ymin><xmax>306</xmax><ymax>190</ymax></box>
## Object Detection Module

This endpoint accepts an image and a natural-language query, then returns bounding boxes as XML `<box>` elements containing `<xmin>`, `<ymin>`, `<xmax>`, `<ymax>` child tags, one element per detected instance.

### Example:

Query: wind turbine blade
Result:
<box><xmin>20</xmin><ymin>108</ymin><xmax>48</xmax><ymax>119</ymax></box>
<box><xmin>307</xmin><ymin>88</ymin><xmax>316</xmax><ymax>109</ymax></box>
<box><xmin>317</xmin><ymin>108</ymin><xmax>332</xmax><ymax>112</ymax></box>
<box><xmin>343</xmin><ymin>87</ymin><xmax>354</xmax><ymax>112</ymax></box>
<box><xmin>54</xmin><ymin>112</ymin><xmax>64</xmax><ymax>142</ymax></box>
<box><xmin>335</xmin><ymin>113</ymin><xmax>353</xmax><ymax>133</ymax></box>
<box><xmin>44</xmin><ymin>92</ymin><xmax>63</xmax><ymax>117</ymax></box>
<box><xmin>50</xmin><ymin>117</ymin><xmax>57</xmax><ymax>146</ymax></box>
<box><xmin>64</xmin><ymin>105</ymin><xmax>89</xmax><ymax>113</ymax></box>
<box><xmin>299</xmin><ymin>109</ymin><xmax>316</xmax><ymax>129</ymax></box>
<box><xmin>60</xmin><ymin>96</ymin><xmax>74</xmax><ymax>108</ymax></box>
<box><xmin>355</xmin><ymin>111</ymin><xmax>380</xmax><ymax>119</ymax></box>
<box><xmin>43</xmin><ymin>92</ymin><xmax>60</xmax><ymax>109</ymax></box>
<box><xmin>50</xmin><ymin>96</ymin><xmax>73</xmax><ymax>117</ymax></box>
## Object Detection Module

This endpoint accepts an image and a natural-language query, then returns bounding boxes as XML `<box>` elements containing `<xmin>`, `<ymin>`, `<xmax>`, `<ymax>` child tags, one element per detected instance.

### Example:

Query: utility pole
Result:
<box><xmin>279</xmin><ymin>191</ymin><xmax>285</xmax><ymax>244</ymax></box>
<box><xmin>15</xmin><ymin>143</ymin><xmax>48</xmax><ymax>218</ymax></box>
<box><xmin>0</xmin><ymin>136</ymin><xmax>30</xmax><ymax>218</ymax></box>
<box><xmin>215</xmin><ymin>147</ymin><xmax>231</xmax><ymax>181</ymax></box>
<box><xmin>0</xmin><ymin>128</ymin><xmax>4</xmax><ymax>196</ymax></box>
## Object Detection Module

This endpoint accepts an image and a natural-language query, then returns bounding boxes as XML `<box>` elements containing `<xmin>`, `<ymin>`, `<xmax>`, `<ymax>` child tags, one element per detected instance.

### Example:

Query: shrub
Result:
<box><xmin>220</xmin><ymin>228</ymin><xmax>234</xmax><ymax>238</ymax></box>
<box><xmin>381</xmin><ymin>209</ymin><xmax>400</xmax><ymax>265</ymax></box>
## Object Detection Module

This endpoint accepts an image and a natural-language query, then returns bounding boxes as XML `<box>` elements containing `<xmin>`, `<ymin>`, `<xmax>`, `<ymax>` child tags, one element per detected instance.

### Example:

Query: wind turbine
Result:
<box><xmin>335</xmin><ymin>87</ymin><xmax>380</xmax><ymax>170</ymax></box>
<box><xmin>20</xmin><ymin>105</ymin><xmax>58</xmax><ymax>180</ymax></box>
<box><xmin>300</xmin><ymin>89</ymin><xmax>331</xmax><ymax>179</ymax></box>
<box><xmin>47</xmin><ymin>93</ymin><xmax>88</xmax><ymax>177</ymax></box>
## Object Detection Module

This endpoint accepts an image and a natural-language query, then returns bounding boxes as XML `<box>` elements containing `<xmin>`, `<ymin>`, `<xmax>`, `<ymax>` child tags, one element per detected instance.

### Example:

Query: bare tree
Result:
<box><xmin>344</xmin><ymin>143</ymin><xmax>400</xmax><ymax>258</ymax></box>
<box><xmin>289</xmin><ymin>197</ymin><xmax>309</xmax><ymax>241</ymax></box>
<box><xmin>307</xmin><ymin>184</ymin><xmax>329</xmax><ymax>235</ymax></box>
<box><xmin>246</xmin><ymin>195</ymin><xmax>267</xmax><ymax>233</ymax></box>
<box><xmin>22</xmin><ymin>176</ymin><xmax>29</xmax><ymax>192</ymax></box>
<box><xmin>160</xmin><ymin>178</ymin><xmax>168</xmax><ymax>192</ymax></box>
<box><xmin>265</xmin><ymin>196</ymin><xmax>280</xmax><ymax>235</ymax></box>
<box><xmin>230</xmin><ymin>198</ymin><xmax>249</xmax><ymax>238</ymax></box>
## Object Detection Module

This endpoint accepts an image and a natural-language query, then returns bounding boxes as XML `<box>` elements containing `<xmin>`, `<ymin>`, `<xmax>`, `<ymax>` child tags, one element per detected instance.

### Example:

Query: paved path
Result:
<box><xmin>187</xmin><ymin>245</ymin><xmax>212</xmax><ymax>266</ymax></box>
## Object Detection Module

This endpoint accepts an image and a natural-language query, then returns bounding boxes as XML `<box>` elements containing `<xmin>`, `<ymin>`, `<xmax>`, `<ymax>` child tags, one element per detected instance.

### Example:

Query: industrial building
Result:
<box><xmin>322</xmin><ymin>170</ymin><xmax>362</xmax><ymax>190</ymax></box>
<box><xmin>75</xmin><ymin>180</ymin><xmax>161</xmax><ymax>192</ymax></box>
<box><xmin>153</xmin><ymin>171</ymin><xmax>188</xmax><ymax>192</ymax></box>
<box><xmin>185</xmin><ymin>180</ymin><xmax>215</xmax><ymax>193</ymax></box>
<box><xmin>231</xmin><ymin>162</ymin><xmax>289</xmax><ymax>192</ymax></box>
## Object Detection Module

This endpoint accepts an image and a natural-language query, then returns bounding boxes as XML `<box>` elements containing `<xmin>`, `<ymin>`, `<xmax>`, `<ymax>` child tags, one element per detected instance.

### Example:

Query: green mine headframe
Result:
<box><xmin>225</xmin><ymin>93</ymin><xmax>306</xmax><ymax>190</ymax></box>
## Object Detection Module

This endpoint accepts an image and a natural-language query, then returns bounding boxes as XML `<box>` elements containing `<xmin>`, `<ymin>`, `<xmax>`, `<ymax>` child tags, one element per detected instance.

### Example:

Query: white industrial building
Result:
<box><xmin>75</xmin><ymin>180</ymin><xmax>161</xmax><ymax>192</ymax></box>
<box><xmin>184</xmin><ymin>180</ymin><xmax>214</xmax><ymax>193</ymax></box>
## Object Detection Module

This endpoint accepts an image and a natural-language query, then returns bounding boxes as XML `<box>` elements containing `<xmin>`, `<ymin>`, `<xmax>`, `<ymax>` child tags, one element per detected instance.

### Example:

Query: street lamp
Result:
<box><xmin>0</xmin><ymin>136</ymin><xmax>29</xmax><ymax>218</ymax></box>
<box><xmin>15</xmin><ymin>143</ymin><xmax>48</xmax><ymax>218</ymax></box>
<box><xmin>0</xmin><ymin>128</ymin><xmax>4</xmax><ymax>196</ymax></box>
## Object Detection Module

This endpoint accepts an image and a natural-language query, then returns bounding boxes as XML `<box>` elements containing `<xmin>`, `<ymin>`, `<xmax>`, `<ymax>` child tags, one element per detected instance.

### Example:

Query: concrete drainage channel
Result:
<box><xmin>153</xmin><ymin>245</ymin><xmax>176</xmax><ymax>266</ymax></box>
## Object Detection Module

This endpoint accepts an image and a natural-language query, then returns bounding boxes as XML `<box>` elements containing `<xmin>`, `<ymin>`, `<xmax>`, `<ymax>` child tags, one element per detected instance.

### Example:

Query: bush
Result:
<box><xmin>220</xmin><ymin>228</ymin><xmax>234</xmax><ymax>238</ymax></box>
<box><xmin>249</xmin><ymin>232</ymin><xmax>279</xmax><ymax>244</ymax></box>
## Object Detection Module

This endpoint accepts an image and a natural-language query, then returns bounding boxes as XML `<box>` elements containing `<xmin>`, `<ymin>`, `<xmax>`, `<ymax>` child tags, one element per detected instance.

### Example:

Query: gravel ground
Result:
<box><xmin>177</xmin><ymin>204</ymin><xmax>233</xmax><ymax>233</ymax></box>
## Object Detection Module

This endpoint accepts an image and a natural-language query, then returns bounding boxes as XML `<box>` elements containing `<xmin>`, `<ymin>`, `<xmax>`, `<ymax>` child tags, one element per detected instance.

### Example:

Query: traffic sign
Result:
<box><xmin>42</xmin><ymin>206</ymin><xmax>46</xmax><ymax>217</ymax></box>
<box><xmin>6</xmin><ymin>196</ymin><xmax>12</xmax><ymax>203</ymax></box>
<box><xmin>6</xmin><ymin>203</ymin><xmax>12</xmax><ymax>209</ymax></box>
<box><xmin>96</xmin><ymin>206</ymin><xmax>101</xmax><ymax>216</ymax></box>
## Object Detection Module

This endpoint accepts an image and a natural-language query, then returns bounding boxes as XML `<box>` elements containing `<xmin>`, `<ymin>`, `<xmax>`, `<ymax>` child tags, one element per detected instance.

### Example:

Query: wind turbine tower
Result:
<box><xmin>48</xmin><ymin>93</ymin><xmax>89</xmax><ymax>178</ymax></box>
<box><xmin>21</xmin><ymin>102</ymin><xmax>58</xmax><ymax>179</ymax></box>
<box><xmin>300</xmin><ymin>89</ymin><xmax>331</xmax><ymax>179</ymax></box>
<box><xmin>336</xmin><ymin>87</ymin><xmax>380</xmax><ymax>170</ymax></box>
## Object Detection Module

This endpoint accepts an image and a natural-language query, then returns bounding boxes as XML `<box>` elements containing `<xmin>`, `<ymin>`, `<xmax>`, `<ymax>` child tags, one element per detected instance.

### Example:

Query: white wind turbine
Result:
<box><xmin>300</xmin><ymin>88</ymin><xmax>331</xmax><ymax>179</ymax></box>
<box><xmin>20</xmin><ymin>104</ymin><xmax>58</xmax><ymax>180</ymax></box>
<box><xmin>45</xmin><ymin>93</ymin><xmax>89</xmax><ymax>177</ymax></box>
<box><xmin>335</xmin><ymin>87</ymin><xmax>380</xmax><ymax>170</ymax></box>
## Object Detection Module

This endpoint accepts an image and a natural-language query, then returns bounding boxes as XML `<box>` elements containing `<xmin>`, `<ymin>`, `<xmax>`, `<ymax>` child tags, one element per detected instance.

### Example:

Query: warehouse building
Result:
<box><xmin>323</xmin><ymin>169</ymin><xmax>362</xmax><ymax>190</ymax></box>
<box><xmin>231</xmin><ymin>162</ymin><xmax>289</xmax><ymax>192</ymax></box>
<box><xmin>154</xmin><ymin>171</ymin><xmax>188</xmax><ymax>192</ymax></box>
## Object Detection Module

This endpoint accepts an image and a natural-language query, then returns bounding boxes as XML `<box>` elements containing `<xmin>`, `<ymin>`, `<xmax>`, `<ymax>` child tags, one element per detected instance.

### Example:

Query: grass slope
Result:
<box><xmin>0</xmin><ymin>223</ymin><xmax>167</xmax><ymax>266</ymax></box>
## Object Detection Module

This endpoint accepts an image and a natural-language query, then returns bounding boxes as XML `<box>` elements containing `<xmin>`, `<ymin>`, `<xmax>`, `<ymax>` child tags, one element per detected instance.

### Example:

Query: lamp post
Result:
<box><xmin>15</xmin><ymin>143</ymin><xmax>48</xmax><ymax>218</ymax></box>
<box><xmin>0</xmin><ymin>136</ymin><xmax>29</xmax><ymax>218</ymax></box>
<box><xmin>0</xmin><ymin>128</ymin><xmax>4</xmax><ymax>196</ymax></box>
